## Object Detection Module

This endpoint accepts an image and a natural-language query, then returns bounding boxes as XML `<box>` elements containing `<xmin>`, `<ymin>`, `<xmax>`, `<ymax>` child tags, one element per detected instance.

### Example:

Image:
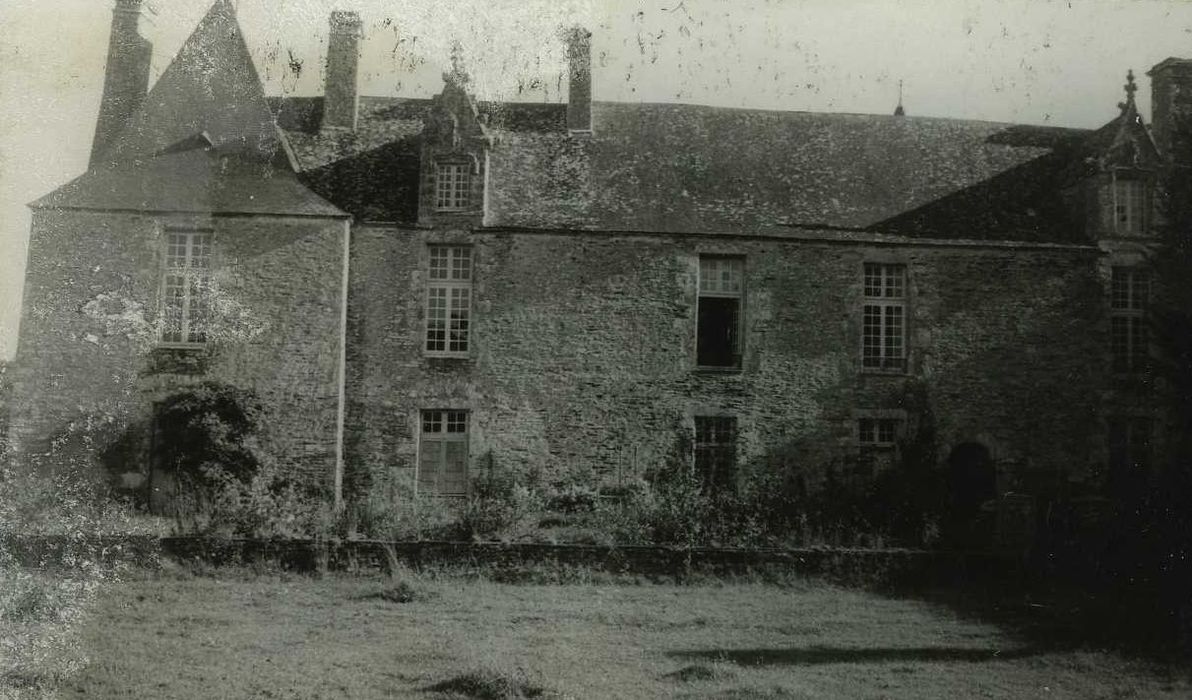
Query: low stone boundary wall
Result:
<box><xmin>3</xmin><ymin>534</ymin><xmax>1013</xmax><ymax>586</ymax></box>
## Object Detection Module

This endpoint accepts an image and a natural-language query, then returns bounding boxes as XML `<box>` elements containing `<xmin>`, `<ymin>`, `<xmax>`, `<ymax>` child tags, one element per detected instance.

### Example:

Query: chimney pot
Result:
<box><xmin>324</xmin><ymin>11</ymin><xmax>362</xmax><ymax>130</ymax></box>
<box><xmin>566</xmin><ymin>26</ymin><xmax>592</xmax><ymax>134</ymax></box>
<box><xmin>90</xmin><ymin>0</ymin><xmax>154</xmax><ymax>168</ymax></box>
<box><xmin>1148</xmin><ymin>58</ymin><xmax>1192</xmax><ymax>162</ymax></box>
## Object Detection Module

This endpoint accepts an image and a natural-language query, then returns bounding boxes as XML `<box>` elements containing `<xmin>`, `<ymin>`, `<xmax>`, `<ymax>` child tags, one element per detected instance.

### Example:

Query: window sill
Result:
<box><xmin>147</xmin><ymin>346</ymin><xmax>210</xmax><ymax>375</ymax></box>
<box><xmin>860</xmin><ymin>367</ymin><xmax>910</xmax><ymax>377</ymax></box>
<box><xmin>693</xmin><ymin>365</ymin><xmax>744</xmax><ymax>375</ymax></box>
<box><xmin>424</xmin><ymin>354</ymin><xmax>474</xmax><ymax>366</ymax></box>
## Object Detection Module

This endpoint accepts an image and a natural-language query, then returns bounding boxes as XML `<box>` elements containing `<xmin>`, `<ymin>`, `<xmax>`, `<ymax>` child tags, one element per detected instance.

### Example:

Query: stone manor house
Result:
<box><xmin>6</xmin><ymin>0</ymin><xmax>1180</xmax><ymax>516</ymax></box>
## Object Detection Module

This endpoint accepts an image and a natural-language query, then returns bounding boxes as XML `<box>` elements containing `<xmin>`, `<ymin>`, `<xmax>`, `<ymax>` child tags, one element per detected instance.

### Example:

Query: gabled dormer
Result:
<box><xmin>1086</xmin><ymin>71</ymin><xmax>1162</xmax><ymax>241</ymax></box>
<box><xmin>418</xmin><ymin>45</ymin><xmax>492</xmax><ymax>228</ymax></box>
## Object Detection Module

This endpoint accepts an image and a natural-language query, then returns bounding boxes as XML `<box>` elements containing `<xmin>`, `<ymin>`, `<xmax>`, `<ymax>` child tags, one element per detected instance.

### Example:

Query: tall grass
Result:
<box><xmin>0</xmin><ymin>461</ymin><xmax>145</xmax><ymax>696</ymax></box>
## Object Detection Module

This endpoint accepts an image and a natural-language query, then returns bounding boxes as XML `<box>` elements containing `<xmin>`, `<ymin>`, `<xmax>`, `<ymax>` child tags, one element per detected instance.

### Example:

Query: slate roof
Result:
<box><xmin>32</xmin><ymin>149</ymin><xmax>347</xmax><ymax>218</ymax></box>
<box><xmin>40</xmin><ymin>0</ymin><xmax>1130</xmax><ymax>240</ymax></box>
<box><xmin>277</xmin><ymin>96</ymin><xmax>1099</xmax><ymax>240</ymax></box>
<box><xmin>33</xmin><ymin>0</ymin><xmax>344</xmax><ymax>219</ymax></box>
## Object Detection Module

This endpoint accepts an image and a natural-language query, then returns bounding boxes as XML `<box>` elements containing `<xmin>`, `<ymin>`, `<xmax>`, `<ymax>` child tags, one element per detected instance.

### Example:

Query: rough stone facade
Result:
<box><xmin>345</xmin><ymin>224</ymin><xmax>1109</xmax><ymax>497</ymax></box>
<box><xmin>7</xmin><ymin>0</ymin><xmax>1182</xmax><ymax>517</ymax></box>
<box><xmin>9</xmin><ymin>209</ymin><xmax>346</xmax><ymax>494</ymax></box>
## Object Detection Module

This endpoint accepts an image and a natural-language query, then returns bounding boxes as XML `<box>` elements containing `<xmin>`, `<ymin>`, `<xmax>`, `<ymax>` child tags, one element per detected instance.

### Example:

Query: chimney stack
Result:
<box><xmin>324</xmin><ymin>11</ymin><xmax>362</xmax><ymax>130</ymax></box>
<box><xmin>566</xmin><ymin>26</ymin><xmax>592</xmax><ymax>134</ymax></box>
<box><xmin>90</xmin><ymin>0</ymin><xmax>153</xmax><ymax>168</ymax></box>
<box><xmin>1148</xmin><ymin>58</ymin><xmax>1192</xmax><ymax>162</ymax></box>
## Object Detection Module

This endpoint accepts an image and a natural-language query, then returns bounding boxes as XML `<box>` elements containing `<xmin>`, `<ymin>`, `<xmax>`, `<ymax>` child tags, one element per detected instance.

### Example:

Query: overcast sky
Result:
<box><xmin>2</xmin><ymin>0</ymin><xmax>1191</xmax><ymax>359</ymax></box>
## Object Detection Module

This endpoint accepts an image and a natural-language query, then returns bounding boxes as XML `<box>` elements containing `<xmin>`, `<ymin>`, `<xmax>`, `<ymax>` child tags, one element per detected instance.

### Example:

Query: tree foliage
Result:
<box><xmin>154</xmin><ymin>382</ymin><xmax>265</xmax><ymax>490</ymax></box>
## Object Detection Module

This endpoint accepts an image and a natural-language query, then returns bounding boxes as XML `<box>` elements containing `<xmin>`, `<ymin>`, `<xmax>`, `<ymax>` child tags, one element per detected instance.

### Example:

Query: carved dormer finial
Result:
<box><xmin>1118</xmin><ymin>69</ymin><xmax>1138</xmax><ymax>114</ymax></box>
<box><xmin>444</xmin><ymin>39</ymin><xmax>470</xmax><ymax>88</ymax></box>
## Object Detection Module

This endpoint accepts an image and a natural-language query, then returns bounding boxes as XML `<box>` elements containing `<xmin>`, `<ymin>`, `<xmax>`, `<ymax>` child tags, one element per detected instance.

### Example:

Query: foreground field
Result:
<box><xmin>66</xmin><ymin>572</ymin><xmax>1189</xmax><ymax>699</ymax></box>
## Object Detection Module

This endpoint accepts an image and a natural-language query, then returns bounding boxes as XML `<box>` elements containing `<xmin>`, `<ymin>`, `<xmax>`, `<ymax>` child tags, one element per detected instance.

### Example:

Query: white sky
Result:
<box><xmin>2</xmin><ymin>0</ymin><xmax>1190</xmax><ymax>359</ymax></box>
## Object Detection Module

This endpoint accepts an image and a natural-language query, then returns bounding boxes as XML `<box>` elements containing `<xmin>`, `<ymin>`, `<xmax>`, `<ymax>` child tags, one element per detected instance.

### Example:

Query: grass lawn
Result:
<box><xmin>63</xmin><ymin>571</ymin><xmax>1190</xmax><ymax>699</ymax></box>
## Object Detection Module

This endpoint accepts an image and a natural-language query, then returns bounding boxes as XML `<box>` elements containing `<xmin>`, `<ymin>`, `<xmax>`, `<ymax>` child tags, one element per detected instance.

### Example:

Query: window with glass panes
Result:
<box><xmin>419</xmin><ymin>410</ymin><xmax>468</xmax><ymax>496</ymax></box>
<box><xmin>862</xmin><ymin>263</ymin><xmax>907</xmax><ymax>371</ymax></box>
<box><xmin>426</xmin><ymin>246</ymin><xmax>471</xmax><ymax>356</ymax></box>
<box><xmin>694</xmin><ymin>416</ymin><xmax>736</xmax><ymax>489</ymax></box>
<box><xmin>697</xmin><ymin>257</ymin><xmax>744</xmax><ymax>368</ymax></box>
<box><xmin>1113</xmin><ymin>178</ymin><xmax>1147</xmax><ymax>235</ymax></box>
<box><xmin>1111</xmin><ymin>266</ymin><xmax>1149</xmax><ymax>373</ymax></box>
<box><xmin>858</xmin><ymin>417</ymin><xmax>901</xmax><ymax>447</ymax></box>
<box><xmin>435</xmin><ymin>163</ymin><xmax>470</xmax><ymax>211</ymax></box>
<box><xmin>160</xmin><ymin>229</ymin><xmax>212</xmax><ymax>345</ymax></box>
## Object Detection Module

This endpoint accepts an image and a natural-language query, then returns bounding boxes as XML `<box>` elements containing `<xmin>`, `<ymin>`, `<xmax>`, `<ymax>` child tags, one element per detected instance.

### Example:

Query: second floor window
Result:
<box><xmin>426</xmin><ymin>245</ymin><xmax>471</xmax><ymax>356</ymax></box>
<box><xmin>435</xmin><ymin>163</ymin><xmax>471</xmax><ymax>211</ymax></box>
<box><xmin>862</xmin><ymin>263</ymin><xmax>907</xmax><ymax>372</ymax></box>
<box><xmin>160</xmin><ymin>229</ymin><xmax>212</xmax><ymax>345</ymax></box>
<box><xmin>697</xmin><ymin>256</ymin><xmax>744</xmax><ymax>368</ymax></box>
<box><xmin>1111</xmin><ymin>266</ymin><xmax>1149</xmax><ymax>373</ymax></box>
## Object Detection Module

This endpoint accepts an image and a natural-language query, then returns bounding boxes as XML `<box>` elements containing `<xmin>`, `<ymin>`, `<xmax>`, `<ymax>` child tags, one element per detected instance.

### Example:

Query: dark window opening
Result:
<box><xmin>694</xmin><ymin>416</ymin><xmax>737</xmax><ymax>489</ymax></box>
<box><xmin>697</xmin><ymin>256</ymin><xmax>744</xmax><ymax>369</ymax></box>
<box><xmin>697</xmin><ymin>297</ymin><xmax>740</xmax><ymax>367</ymax></box>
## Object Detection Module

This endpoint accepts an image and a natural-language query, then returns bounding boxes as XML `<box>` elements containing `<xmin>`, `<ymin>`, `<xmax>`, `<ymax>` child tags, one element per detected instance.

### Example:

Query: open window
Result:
<box><xmin>697</xmin><ymin>256</ymin><xmax>744</xmax><ymax>368</ymax></box>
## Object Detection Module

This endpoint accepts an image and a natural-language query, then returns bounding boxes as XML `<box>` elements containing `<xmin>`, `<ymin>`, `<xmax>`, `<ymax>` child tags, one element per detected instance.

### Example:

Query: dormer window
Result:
<box><xmin>1109</xmin><ymin>175</ymin><xmax>1150</xmax><ymax>236</ymax></box>
<box><xmin>435</xmin><ymin>162</ymin><xmax>471</xmax><ymax>211</ymax></box>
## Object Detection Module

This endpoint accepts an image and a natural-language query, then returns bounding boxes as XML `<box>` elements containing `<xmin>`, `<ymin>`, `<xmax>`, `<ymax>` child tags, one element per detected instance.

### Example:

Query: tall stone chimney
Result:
<box><xmin>324</xmin><ymin>11</ymin><xmax>362</xmax><ymax>130</ymax></box>
<box><xmin>90</xmin><ymin>0</ymin><xmax>153</xmax><ymax>168</ymax></box>
<box><xmin>566</xmin><ymin>26</ymin><xmax>592</xmax><ymax>134</ymax></box>
<box><xmin>1148</xmin><ymin>58</ymin><xmax>1192</xmax><ymax>162</ymax></box>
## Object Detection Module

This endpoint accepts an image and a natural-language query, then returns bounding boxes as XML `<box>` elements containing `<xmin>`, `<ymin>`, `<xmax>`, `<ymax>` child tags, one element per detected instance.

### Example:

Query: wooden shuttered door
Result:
<box><xmin>419</xmin><ymin>410</ymin><xmax>468</xmax><ymax>496</ymax></box>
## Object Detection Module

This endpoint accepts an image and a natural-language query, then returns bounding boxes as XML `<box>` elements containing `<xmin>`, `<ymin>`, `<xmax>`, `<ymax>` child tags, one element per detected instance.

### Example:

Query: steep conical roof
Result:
<box><xmin>101</xmin><ymin>0</ymin><xmax>278</xmax><ymax>164</ymax></box>
<box><xmin>33</xmin><ymin>0</ymin><xmax>344</xmax><ymax>218</ymax></box>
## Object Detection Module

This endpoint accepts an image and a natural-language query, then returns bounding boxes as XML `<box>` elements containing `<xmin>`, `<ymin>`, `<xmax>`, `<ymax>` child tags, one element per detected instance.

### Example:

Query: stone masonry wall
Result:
<box><xmin>8</xmin><ymin>209</ymin><xmax>346</xmax><ymax>493</ymax></box>
<box><xmin>345</xmin><ymin>225</ymin><xmax>1107</xmax><ymax>499</ymax></box>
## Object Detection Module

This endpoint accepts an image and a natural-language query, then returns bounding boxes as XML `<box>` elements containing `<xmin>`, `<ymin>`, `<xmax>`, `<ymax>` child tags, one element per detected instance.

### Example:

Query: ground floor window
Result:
<box><xmin>419</xmin><ymin>410</ymin><xmax>469</xmax><ymax>496</ymax></box>
<box><xmin>854</xmin><ymin>416</ymin><xmax>904</xmax><ymax>478</ymax></box>
<box><xmin>1108</xmin><ymin>416</ymin><xmax>1151</xmax><ymax>491</ymax></box>
<box><xmin>694</xmin><ymin>416</ymin><xmax>737</xmax><ymax>489</ymax></box>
